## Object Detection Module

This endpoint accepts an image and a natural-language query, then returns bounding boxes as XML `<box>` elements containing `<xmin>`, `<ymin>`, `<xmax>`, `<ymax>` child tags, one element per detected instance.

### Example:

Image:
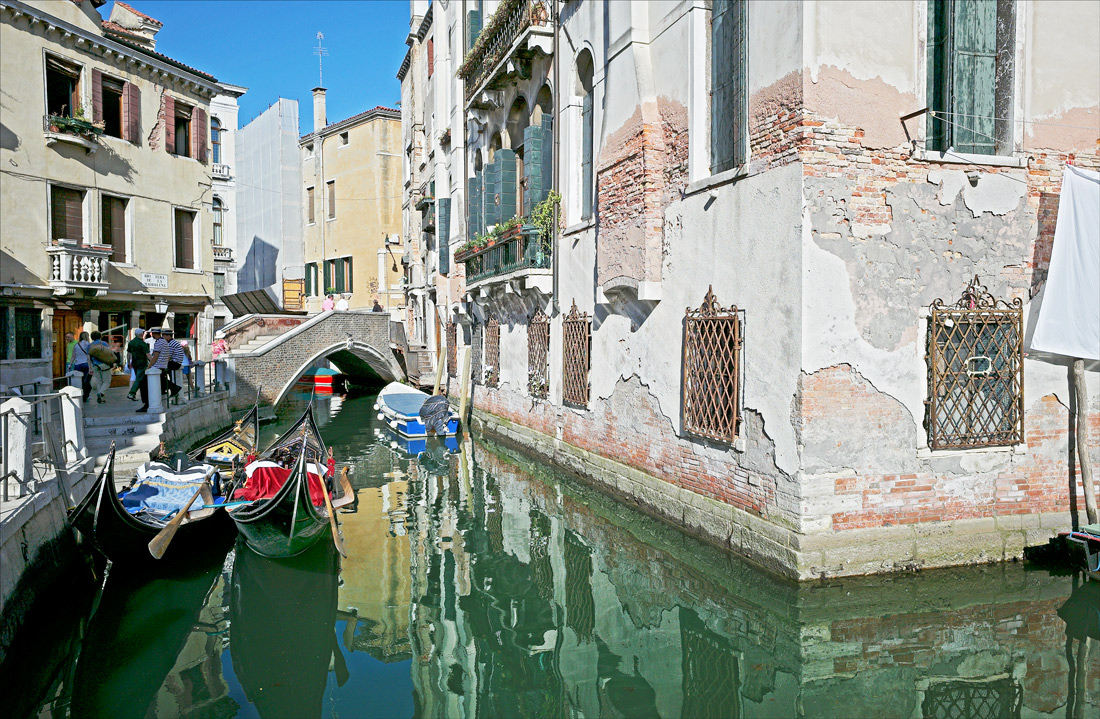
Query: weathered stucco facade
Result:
<box><xmin>413</xmin><ymin>0</ymin><xmax>1099</xmax><ymax>579</ymax></box>
<box><xmin>0</xmin><ymin>0</ymin><xmax>225</xmax><ymax>384</ymax></box>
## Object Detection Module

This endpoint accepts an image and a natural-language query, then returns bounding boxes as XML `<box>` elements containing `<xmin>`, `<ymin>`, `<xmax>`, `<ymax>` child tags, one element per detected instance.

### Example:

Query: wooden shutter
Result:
<box><xmin>950</xmin><ymin>0</ymin><xmax>998</xmax><ymax>155</ymax></box>
<box><xmin>323</xmin><ymin>260</ymin><xmax>331</xmax><ymax>293</ymax></box>
<box><xmin>193</xmin><ymin>106</ymin><xmax>208</xmax><ymax>162</ymax></box>
<box><xmin>91</xmin><ymin>69</ymin><xmax>103</xmax><ymax>124</ymax></box>
<box><xmin>164</xmin><ymin>95</ymin><xmax>175</xmax><ymax>153</ymax></box>
<box><xmin>334</xmin><ymin>257</ymin><xmax>345</xmax><ymax>293</ymax></box>
<box><xmin>307</xmin><ymin>187</ymin><xmax>315</xmax><ymax>223</ymax></box>
<box><xmin>467</xmin><ymin>174</ymin><xmax>482</xmax><ymax>241</ymax></box>
<box><xmin>427</xmin><ymin>38</ymin><xmax>434</xmax><ymax>78</ymax></box>
<box><xmin>581</xmin><ymin>92</ymin><xmax>593</xmax><ymax>218</ymax></box>
<box><xmin>327</xmin><ymin>181</ymin><xmax>336</xmax><ymax>218</ymax></box>
<box><xmin>124</xmin><ymin>82</ymin><xmax>140</xmax><ymax>144</ymax></box>
<box><xmin>711</xmin><ymin>0</ymin><xmax>747</xmax><ymax>174</ymax></box>
<box><xmin>52</xmin><ymin>186</ymin><xmax>83</xmax><ymax>242</ymax></box>
<box><xmin>345</xmin><ymin>257</ymin><xmax>352</xmax><ymax>292</ymax></box>
<box><xmin>175</xmin><ymin>210</ymin><xmax>194</xmax><ymax>269</ymax></box>
<box><xmin>467</xmin><ymin>10</ymin><xmax>481</xmax><ymax>51</ymax></box>
<box><xmin>438</xmin><ymin>198</ymin><xmax>451</xmax><ymax>275</ymax></box>
<box><xmin>101</xmin><ymin>195</ymin><xmax>127</xmax><ymax>261</ymax></box>
<box><xmin>304</xmin><ymin>263</ymin><xmax>313</xmax><ymax>296</ymax></box>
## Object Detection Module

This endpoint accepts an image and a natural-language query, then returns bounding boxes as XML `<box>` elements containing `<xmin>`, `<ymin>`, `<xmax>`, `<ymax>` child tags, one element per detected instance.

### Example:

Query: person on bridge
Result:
<box><xmin>127</xmin><ymin>328</ymin><xmax>150</xmax><ymax>403</ymax></box>
<box><xmin>88</xmin><ymin>331</ymin><xmax>115</xmax><ymax>404</ymax></box>
<box><xmin>322</xmin><ymin>294</ymin><xmax>335</xmax><ymax>312</ymax></box>
<box><xmin>335</xmin><ymin>294</ymin><xmax>350</xmax><ymax>311</ymax></box>
<box><xmin>372</xmin><ymin>299</ymin><xmax>384</xmax><ymax>312</ymax></box>
<box><xmin>70</xmin><ymin>331</ymin><xmax>92</xmax><ymax>402</ymax></box>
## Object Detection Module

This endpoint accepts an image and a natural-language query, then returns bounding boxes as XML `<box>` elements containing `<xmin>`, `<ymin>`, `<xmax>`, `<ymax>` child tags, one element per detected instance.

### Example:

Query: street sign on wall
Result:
<box><xmin>141</xmin><ymin>273</ymin><xmax>168</xmax><ymax>289</ymax></box>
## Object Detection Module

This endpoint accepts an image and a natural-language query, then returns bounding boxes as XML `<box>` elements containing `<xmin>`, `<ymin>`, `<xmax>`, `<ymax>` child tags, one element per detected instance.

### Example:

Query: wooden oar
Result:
<box><xmin>148</xmin><ymin>481</ymin><xmax>210</xmax><ymax>560</ymax></box>
<box><xmin>321</xmin><ymin>468</ymin><xmax>348</xmax><ymax>558</ymax></box>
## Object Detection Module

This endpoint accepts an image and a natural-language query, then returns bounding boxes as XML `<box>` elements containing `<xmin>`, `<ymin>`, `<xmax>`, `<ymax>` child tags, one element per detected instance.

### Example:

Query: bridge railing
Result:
<box><xmin>1</xmin><ymin>387</ymin><xmax>86</xmax><ymax>502</ymax></box>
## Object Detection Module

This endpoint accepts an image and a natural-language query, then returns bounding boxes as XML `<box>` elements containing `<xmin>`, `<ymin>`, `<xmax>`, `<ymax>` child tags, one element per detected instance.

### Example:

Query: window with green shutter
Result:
<box><xmin>578</xmin><ymin>49</ymin><xmax>595</xmax><ymax>220</ymax></box>
<box><xmin>323</xmin><ymin>259</ymin><xmax>332</xmax><ymax>293</ymax></box>
<box><xmin>438</xmin><ymin>198</ymin><xmax>451</xmax><ymax>275</ymax></box>
<box><xmin>498</xmin><ymin>149</ymin><xmax>517</xmax><ymax>222</ymax></box>
<box><xmin>468</xmin><ymin>173</ymin><xmax>482</xmax><ymax>241</ymax></box>
<box><xmin>334</xmin><ymin>257</ymin><xmax>345</xmax><ymax>293</ymax></box>
<box><xmin>304</xmin><ymin>262</ymin><xmax>314</xmax><ymax>296</ymax></box>
<box><xmin>927</xmin><ymin>0</ymin><xmax>1015</xmax><ymax>156</ymax></box>
<box><xmin>711</xmin><ymin>0</ymin><xmax>748</xmax><ymax>175</ymax></box>
<box><xmin>15</xmin><ymin>308</ymin><xmax>42</xmax><ymax>360</ymax></box>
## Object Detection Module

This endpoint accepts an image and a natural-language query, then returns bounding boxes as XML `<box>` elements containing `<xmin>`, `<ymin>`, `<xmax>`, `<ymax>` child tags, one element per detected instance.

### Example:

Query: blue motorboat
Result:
<box><xmin>374</xmin><ymin>382</ymin><xmax>459</xmax><ymax>439</ymax></box>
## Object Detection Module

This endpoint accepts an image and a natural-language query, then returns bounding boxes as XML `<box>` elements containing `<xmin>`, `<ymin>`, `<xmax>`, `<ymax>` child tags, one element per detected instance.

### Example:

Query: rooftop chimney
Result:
<box><xmin>312</xmin><ymin>87</ymin><xmax>327</xmax><ymax>133</ymax></box>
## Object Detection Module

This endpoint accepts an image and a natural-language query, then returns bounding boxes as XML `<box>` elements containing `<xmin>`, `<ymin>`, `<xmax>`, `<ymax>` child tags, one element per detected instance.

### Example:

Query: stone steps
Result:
<box><xmin>229</xmin><ymin>335</ymin><xmax>283</xmax><ymax>355</ymax></box>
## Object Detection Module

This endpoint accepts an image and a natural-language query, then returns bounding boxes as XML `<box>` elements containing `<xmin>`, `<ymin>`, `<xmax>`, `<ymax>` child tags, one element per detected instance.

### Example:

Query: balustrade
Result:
<box><xmin>457</xmin><ymin>226</ymin><xmax>550</xmax><ymax>285</ymax></box>
<box><xmin>458</xmin><ymin>0</ymin><xmax>552</xmax><ymax>103</ymax></box>
<box><xmin>45</xmin><ymin>242</ymin><xmax>111</xmax><ymax>295</ymax></box>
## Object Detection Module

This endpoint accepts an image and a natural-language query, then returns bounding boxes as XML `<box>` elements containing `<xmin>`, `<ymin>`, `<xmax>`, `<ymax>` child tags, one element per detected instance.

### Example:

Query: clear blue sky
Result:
<box><xmin>104</xmin><ymin>1</ymin><xmax>410</xmax><ymax>130</ymax></box>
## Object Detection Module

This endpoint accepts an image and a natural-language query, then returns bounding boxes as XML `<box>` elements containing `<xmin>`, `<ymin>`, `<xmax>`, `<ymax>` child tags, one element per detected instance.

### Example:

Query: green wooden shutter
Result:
<box><xmin>438</xmin><ymin>198</ymin><xmax>451</xmax><ymax>275</ymax></box>
<box><xmin>523</xmin><ymin>123</ymin><xmax>547</xmax><ymax>216</ymax></box>
<box><xmin>468</xmin><ymin>174</ymin><xmax>482</xmax><ymax>240</ymax></box>
<box><xmin>467</xmin><ymin>10</ymin><xmax>481</xmax><ymax>51</ymax></box>
<box><xmin>711</xmin><ymin>0</ymin><xmax>747</xmax><ymax>174</ymax></box>
<box><xmin>334</xmin><ymin>258</ymin><xmax>345</xmax><ymax>293</ymax></box>
<box><xmin>323</xmin><ymin>260</ymin><xmax>331</xmax><ymax>293</ymax></box>
<box><xmin>950</xmin><ymin>0</ymin><xmax>997</xmax><ymax>154</ymax></box>
<box><xmin>541</xmin><ymin>115</ymin><xmax>554</xmax><ymax>205</ymax></box>
<box><xmin>484</xmin><ymin>159</ymin><xmax>502</xmax><ymax>228</ymax></box>
<box><xmin>498</xmin><ymin>149</ymin><xmax>517</xmax><ymax>222</ymax></box>
<box><xmin>581</xmin><ymin>92</ymin><xmax>593</xmax><ymax>219</ymax></box>
<box><xmin>926</xmin><ymin>0</ymin><xmax>950</xmax><ymax>151</ymax></box>
<box><xmin>305</xmin><ymin>263</ymin><xmax>313</xmax><ymax>296</ymax></box>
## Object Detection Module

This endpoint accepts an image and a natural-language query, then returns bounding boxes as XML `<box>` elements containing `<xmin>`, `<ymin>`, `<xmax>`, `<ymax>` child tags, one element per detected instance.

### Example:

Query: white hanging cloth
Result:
<box><xmin>1031</xmin><ymin>165</ymin><xmax>1100</xmax><ymax>360</ymax></box>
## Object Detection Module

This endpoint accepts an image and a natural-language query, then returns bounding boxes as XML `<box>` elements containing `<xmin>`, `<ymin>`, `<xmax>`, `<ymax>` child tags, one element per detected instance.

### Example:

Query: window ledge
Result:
<box><xmin>684</xmin><ymin>164</ymin><xmax>750</xmax><ymax>197</ymax></box>
<box><xmin>110</xmin><ymin>262</ymin><xmax>136</xmax><ymax>268</ymax></box>
<box><xmin>45</xmin><ymin>131</ymin><xmax>97</xmax><ymax>154</ymax></box>
<box><xmin>917</xmin><ymin>443</ymin><xmax>1027</xmax><ymax>459</ymax></box>
<box><xmin>172</xmin><ymin>267</ymin><xmax>204</xmax><ymax>275</ymax></box>
<box><xmin>915</xmin><ymin>149</ymin><xmax>1027</xmax><ymax>168</ymax></box>
<box><xmin>563</xmin><ymin>218</ymin><xmax>595</xmax><ymax>237</ymax></box>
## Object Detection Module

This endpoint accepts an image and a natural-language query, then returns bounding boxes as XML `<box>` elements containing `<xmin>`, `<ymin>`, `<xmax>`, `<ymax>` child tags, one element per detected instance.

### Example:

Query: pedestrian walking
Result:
<box><xmin>70</xmin><ymin>331</ymin><xmax>92</xmax><ymax>401</ymax></box>
<box><xmin>372</xmin><ymin>299</ymin><xmax>384</xmax><ymax>312</ymax></box>
<box><xmin>88</xmin><ymin>331</ymin><xmax>116</xmax><ymax>404</ymax></box>
<box><xmin>127</xmin><ymin>328</ymin><xmax>150</xmax><ymax>403</ymax></box>
<box><xmin>322</xmin><ymin>294</ymin><xmax>335</xmax><ymax>312</ymax></box>
<box><xmin>335</xmin><ymin>294</ymin><xmax>350</xmax><ymax>311</ymax></box>
<box><xmin>166</xmin><ymin>329</ymin><xmax>190</xmax><ymax>397</ymax></box>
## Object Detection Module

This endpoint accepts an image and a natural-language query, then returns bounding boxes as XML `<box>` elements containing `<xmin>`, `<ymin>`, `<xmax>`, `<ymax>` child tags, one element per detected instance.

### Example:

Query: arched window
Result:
<box><xmin>507</xmin><ymin>97</ymin><xmax>530</xmax><ymax>216</ymax></box>
<box><xmin>211</xmin><ymin>117</ymin><xmax>222</xmax><ymax>164</ymax></box>
<box><xmin>212</xmin><ymin>197</ymin><xmax>223</xmax><ymax>246</ymax></box>
<box><xmin>576</xmin><ymin>50</ymin><xmax>595</xmax><ymax>219</ymax></box>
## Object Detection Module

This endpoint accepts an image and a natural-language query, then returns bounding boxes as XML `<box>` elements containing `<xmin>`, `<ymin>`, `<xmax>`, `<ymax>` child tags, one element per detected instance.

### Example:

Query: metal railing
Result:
<box><xmin>1</xmin><ymin>372</ymin><xmax>78</xmax><ymax>435</ymax></box>
<box><xmin>458</xmin><ymin>0</ymin><xmax>552</xmax><ymax>103</ymax></box>
<box><xmin>459</xmin><ymin>226</ymin><xmax>551</xmax><ymax>284</ymax></box>
<box><xmin>166</xmin><ymin>359</ymin><xmax>229</xmax><ymax>407</ymax></box>
<box><xmin>1</xmin><ymin>390</ymin><xmax>69</xmax><ymax>501</ymax></box>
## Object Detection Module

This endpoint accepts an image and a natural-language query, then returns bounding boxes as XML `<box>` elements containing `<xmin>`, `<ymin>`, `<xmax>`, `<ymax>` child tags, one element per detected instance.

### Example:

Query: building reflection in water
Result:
<box><xmin>404</xmin><ymin>437</ymin><xmax>1099</xmax><ymax>719</ymax></box>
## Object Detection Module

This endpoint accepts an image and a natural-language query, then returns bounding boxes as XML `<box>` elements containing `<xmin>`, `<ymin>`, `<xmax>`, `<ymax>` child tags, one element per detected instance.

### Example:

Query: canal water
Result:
<box><xmin>19</xmin><ymin>392</ymin><xmax>1100</xmax><ymax>718</ymax></box>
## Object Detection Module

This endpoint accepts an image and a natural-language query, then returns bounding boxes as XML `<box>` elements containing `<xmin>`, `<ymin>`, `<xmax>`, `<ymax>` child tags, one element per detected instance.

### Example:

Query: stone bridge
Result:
<box><xmin>224</xmin><ymin>311</ymin><xmax>404</xmax><ymax>411</ymax></box>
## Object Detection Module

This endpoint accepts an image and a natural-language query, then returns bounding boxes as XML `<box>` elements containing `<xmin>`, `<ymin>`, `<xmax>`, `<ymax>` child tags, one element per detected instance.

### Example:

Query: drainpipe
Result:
<box><xmin>551</xmin><ymin>0</ymin><xmax>560</xmax><ymax>316</ymax></box>
<box><xmin>462</xmin><ymin>5</ymin><xmax>469</xmax><ymax>315</ymax></box>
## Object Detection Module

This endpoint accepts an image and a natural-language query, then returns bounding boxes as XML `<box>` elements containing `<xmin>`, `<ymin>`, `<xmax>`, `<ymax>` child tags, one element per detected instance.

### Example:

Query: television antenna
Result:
<box><xmin>314</xmin><ymin>32</ymin><xmax>328</xmax><ymax>86</ymax></box>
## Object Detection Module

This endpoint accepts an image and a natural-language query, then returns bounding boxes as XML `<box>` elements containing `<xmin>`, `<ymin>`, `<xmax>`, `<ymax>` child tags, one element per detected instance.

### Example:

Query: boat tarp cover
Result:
<box><xmin>419</xmin><ymin>395</ymin><xmax>453</xmax><ymax>434</ymax></box>
<box><xmin>235</xmin><ymin>464</ymin><xmax>327</xmax><ymax>506</ymax></box>
<box><xmin>384</xmin><ymin>392</ymin><xmax>428</xmax><ymax>418</ymax></box>
<box><xmin>121</xmin><ymin>462</ymin><xmax>215</xmax><ymax>515</ymax></box>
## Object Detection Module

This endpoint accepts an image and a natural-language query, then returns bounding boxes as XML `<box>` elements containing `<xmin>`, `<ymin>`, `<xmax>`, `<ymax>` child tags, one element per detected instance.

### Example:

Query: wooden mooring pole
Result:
<box><xmin>1073</xmin><ymin>358</ymin><xmax>1097</xmax><ymax>525</ymax></box>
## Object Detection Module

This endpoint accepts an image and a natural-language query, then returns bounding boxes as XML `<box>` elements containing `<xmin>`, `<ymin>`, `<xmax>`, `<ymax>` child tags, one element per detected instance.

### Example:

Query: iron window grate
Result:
<box><xmin>485</xmin><ymin>318</ymin><xmax>500</xmax><ymax>388</ymax></box>
<box><xmin>682</xmin><ymin>286</ymin><xmax>741</xmax><ymax>444</ymax></box>
<box><xmin>528</xmin><ymin>308</ymin><xmax>550</xmax><ymax>399</ymax></box>
<box><xmin>562</xmin><ymin>301</ymin><xmax>591</xmax><ymax>408</ymax></box>
<box><xmin>927</xmin><ymin>276</ymin><xmax>1024</xmax><ymax>450</ymax></box>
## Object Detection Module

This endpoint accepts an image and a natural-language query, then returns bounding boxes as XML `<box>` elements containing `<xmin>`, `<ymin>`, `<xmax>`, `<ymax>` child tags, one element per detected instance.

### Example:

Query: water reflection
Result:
<box><xmin>21</xmin><ymin>394</ymin><xmax>1100</xmax><ymax>718</ymax></box>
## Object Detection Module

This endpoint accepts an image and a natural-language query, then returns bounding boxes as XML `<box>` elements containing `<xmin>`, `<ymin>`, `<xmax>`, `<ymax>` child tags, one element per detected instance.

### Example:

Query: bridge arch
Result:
<box><xmin>270</xmin><ymin>340</ymin><xmax>402</xmax><ymax>408</ymax></box>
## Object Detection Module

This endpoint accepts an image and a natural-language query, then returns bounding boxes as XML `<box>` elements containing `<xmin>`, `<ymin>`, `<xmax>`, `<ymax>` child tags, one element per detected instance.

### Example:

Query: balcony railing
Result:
<box><xmin>458</xmin><ymin>0</ymin><xmax>552</xmax><ymax>103</ymax></box>
<box><xmin>212</xmin><ymin>163</ymin><xmax>231</xmax><ymax>180</ymax></box>
<box><xmin>46</xmin><ymin>242</ymin><xmax>111</xmax><ymax>296</ymax></box>
<box><xmin>456</xmin><ymin>225</ymin><xmax>550</xmax><ymax>284</ymax></box>
<box><xmin>212</xmin><ymin>243</ymin><xmax>233</xmax><ymax>261</ymax></box>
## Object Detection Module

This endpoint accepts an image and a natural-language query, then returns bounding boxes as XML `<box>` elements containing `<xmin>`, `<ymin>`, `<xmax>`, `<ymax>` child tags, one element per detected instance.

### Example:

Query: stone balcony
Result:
<box><xmin>212</xmin><ymin>242</ymin><xmax>233</xmax><ymax>262</ymax></box>
<box><xmin>458</xmin><ymin>0</ymin><xmax>553</xmax><ymax>108</ymax></box>
<box><xmin>456</xmin><ymin>225</ymin><xmax>551</xmax><ymax>310</ymax></box>
<box><xmin>212</xmin><ymin>163</ymin><xmax>232</xmax><ymax>180</ymax></box>
<box><xmin>46</xmin><ymin>242</ymin><xmax>111</xmax><ymax>296</ymax></box>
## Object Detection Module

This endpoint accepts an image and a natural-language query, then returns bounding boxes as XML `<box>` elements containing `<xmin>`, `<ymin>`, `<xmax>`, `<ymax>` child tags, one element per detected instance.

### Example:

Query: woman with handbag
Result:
<box><xmin>70</xmin><ymin>331</ymin><xmax>92</xmax><ymax>402</ymax></box>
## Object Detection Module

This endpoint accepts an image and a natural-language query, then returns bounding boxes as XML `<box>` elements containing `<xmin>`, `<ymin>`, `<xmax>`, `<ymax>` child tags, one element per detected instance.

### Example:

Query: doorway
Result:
<box><xmin>52</xmin><ymin>309</ymin><xmax>82</xmax><ymax>383</ymax></box>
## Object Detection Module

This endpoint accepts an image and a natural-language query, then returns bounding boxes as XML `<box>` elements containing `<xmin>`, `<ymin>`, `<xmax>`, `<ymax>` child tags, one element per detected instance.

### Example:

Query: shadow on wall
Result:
<box><xmin>238</xmin><ymin>236</ymin><xmax>278</xmax><ymax>293</ymax></box>
<box><xmin>0</xmin><ymin>121</ymin><xmax>19</xmax><ymax>152</ymax></box>
<box><xmin>1</xmin><ymin>250</ymin><xmax>39</xmax><ymax>286</ymax></box>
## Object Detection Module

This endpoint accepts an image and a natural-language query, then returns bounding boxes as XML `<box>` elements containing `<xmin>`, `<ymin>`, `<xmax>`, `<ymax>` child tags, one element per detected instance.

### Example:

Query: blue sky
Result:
<box><xmin>104</xmin><ymin>1</ymin><xmax>411</xmax><ymax>130</ymax></box>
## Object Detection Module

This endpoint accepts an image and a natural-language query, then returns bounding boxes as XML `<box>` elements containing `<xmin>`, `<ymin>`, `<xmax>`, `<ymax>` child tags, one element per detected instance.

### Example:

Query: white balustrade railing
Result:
<box><xmin>212</xmin><ymin>163</ymin><xmax>231</xmax><ymax>179</ymax></box>
<box><xmin>45</xmin><ymin>242</ymin><xmax>111</xmax><ymax>295</ymax></box>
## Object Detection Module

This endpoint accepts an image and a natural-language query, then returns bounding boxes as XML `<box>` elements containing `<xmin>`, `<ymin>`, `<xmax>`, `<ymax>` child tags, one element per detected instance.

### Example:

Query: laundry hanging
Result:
<box><xmin>1031</xmin><ymin>165</ymin><xmax>1100</xmax><ymax>360</ymax></box>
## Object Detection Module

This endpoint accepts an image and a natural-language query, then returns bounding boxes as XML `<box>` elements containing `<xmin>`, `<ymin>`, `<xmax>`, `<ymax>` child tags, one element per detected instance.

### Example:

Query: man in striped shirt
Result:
<box><xmin>147</xmin><ymin>327</ymin><xmax>181</xmax><ymax>399</ymax></box>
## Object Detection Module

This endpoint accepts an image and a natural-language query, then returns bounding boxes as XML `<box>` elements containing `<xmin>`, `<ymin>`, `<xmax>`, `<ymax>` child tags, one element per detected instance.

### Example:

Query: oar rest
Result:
<box><xmin>331</xmin><ymin>467</ymin><xmax>355</xmax><ymax>509</ymax></box>
<box><xmin>186</xmin><ymin>483</ymin><xmax>218</xmax><ymax>520</ymax></box>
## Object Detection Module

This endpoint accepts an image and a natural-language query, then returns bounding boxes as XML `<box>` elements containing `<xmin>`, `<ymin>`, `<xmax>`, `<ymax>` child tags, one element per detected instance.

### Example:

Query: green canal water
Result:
<box><xmin>20</xmin><ymin>393</ymin><xmax>1100</xmax><ymax>718</ymax></box>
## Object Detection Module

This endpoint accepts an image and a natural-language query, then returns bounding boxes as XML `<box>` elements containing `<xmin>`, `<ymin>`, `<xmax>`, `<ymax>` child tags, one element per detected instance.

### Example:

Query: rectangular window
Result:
<box><xmin>327</xmin><ymin>180</ymin><xmax>336</xmax><ymax>219</ymax></box>
<box><xmin>174</xmin><ymin>208</ymin><xmax>195</xmax><ymax>269</ymax></box>
<box><xmin>343</xmin><ymin>257</ymin><xmax>352</xmax><ymax>292</ymax></box>
<box><xmin>710</xmin><ymin>0</ymin><xmax>748</xmax><ymax>174</ymax></box>
<box><xmin>562</xmin><ymin>302</ymin><xmax>591</xmax><ymax>408</ymax></box>
<box><xmin>927</xmin><ymin>0</ymin><xmax>1015</xmax><ymax>155</ymax></box>
<box><xmin>101</xmin><ymin>194</ymin><xmax>127</xmax><ymax>262</ymax></box>
<box><xmin>213</xmin><ymin>272</ymin><xmax>225</xmax><ymax>300</ymax></box>
<box><xmin>0</xmin><ymin>309</ymin><xmax>7</xmax><ymax>360</ymax></box>
<box><xmin>926</xmin><ymin>277</ymin><xmax>1023</xmax><ymax>449</ymax></box>
<box><xmin>427</xmin><ymin>38</ymin><xmax>435</xmax><ymax>78</ymax></box>
<box><xmin>305</xmin><ymin>142</ymin><xmax>314</xmax><ymax>157</ymax></box>
<box><xmin>581</xmin><ymin>91</ymin><xmax>593</xmax><ymax>219</ymax></box>
<box><xmin>323</xmin><ymin>259</ymin><xmax>332</xmax><ymax>293</ymax></box>
<box><xmin>304</xmin><ymin>262</ymin><xmax>315</xmax><ymax>296</ymax></box>
<box><xmin>307</xmin><ymin>186</ymin><xmax>315</xmax><ymax>223</ymax></box>
<box><xmin>15</xmin><ymin>308</ymin><xmax>42</xmax><ymax>360</ymax></box>
<box><xmin>100</xmin><ymin>75</ymin><xmax>124</xmax><ymax>139</ymax></box>
<box><xmin>339</xmin><ymin>131</ymin><xmax>349</xmax><ymax>146</ymax></box>
<box><xmin>51</xmin><ymin>185</ymin><xmax>85</xmax><ymax>243</ymax></box>
<box><xmin>334</xmin><ymin>257</ymin><xmax>345</xmax><ymax>293</ymax></box>
<box><xmin>46</xmin><ymin>55</ymin><xmax>81</xmax><ymax>118</ymax></box>
<box><xmin>174</xmin><ymin>101</ymin><xmax>192</xmax><ymax>157</ymax></box>
<box><xmin>683</xmin><ymin>288</ymin><xmax>741</xmax><ymax>443</ymax></box>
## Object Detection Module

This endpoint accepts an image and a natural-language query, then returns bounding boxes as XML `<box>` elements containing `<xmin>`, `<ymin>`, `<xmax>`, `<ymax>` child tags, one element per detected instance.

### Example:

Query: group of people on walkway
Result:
<box><xmin>65</xmin><ymin>327</ymin><xmax>191</xmax><ymax>413</ymax></box>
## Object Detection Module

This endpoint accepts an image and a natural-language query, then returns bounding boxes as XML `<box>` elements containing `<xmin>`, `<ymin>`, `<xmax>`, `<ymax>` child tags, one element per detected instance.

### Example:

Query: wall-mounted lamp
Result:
<box><xmin>154</xmin><ymin>299</ymin><xmax>169</xmax><ymax>314</ymax></box>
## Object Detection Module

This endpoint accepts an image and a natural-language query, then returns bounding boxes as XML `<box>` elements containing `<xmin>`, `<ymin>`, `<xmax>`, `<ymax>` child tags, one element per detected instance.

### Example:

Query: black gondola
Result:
<box><xmin>228</xmin><ymin>405</ymin><xmax>349</xmax><ymax>558</ymax></box>
<box><xmin>69</xmin><ymin>445</ymin><xmax>236</xmax><ymax>567</ymax></box>
<box><xmin>230</xmin><ymin>538</ymin><xmax>342</xmax><ymax>718</ymax></box>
